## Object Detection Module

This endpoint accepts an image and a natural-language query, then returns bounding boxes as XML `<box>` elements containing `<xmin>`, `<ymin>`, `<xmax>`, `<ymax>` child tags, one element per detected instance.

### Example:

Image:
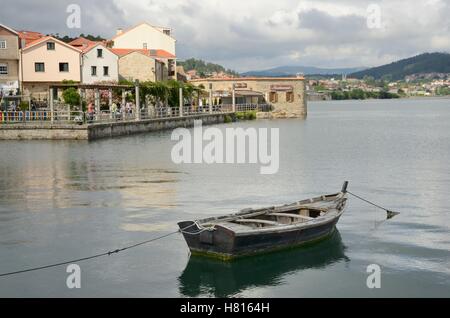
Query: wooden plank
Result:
<box><xmin>269</xmin><ymin>213</ymin><xmax>314</xmax><ymax>220</ymax></box>
<box><xmin>235</xmin><ymin>219</ymin><xmax>280</xmax><ymax>226</ymax></box>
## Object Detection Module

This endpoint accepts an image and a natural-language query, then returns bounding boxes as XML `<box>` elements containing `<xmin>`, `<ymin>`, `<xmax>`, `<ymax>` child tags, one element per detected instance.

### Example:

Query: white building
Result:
<box><xmin>111</xmin><ymin>22</ymin><xmax>176</xmax><ymax>55</ymax></box>
<box><xmin>80</xmin><ymin>43</ymin><xmax>119</xmax><ymax>84</ymax></box>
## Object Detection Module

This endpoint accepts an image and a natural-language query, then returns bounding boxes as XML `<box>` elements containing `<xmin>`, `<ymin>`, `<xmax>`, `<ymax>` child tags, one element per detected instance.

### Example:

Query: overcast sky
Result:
<box><xmin>1</xmin><ymin>0</ymin><xmax>449</xmax><ymax>71</ymax></box>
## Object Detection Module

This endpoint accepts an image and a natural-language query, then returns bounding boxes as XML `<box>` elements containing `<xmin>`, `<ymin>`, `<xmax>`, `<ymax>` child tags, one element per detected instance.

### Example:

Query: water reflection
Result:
<box><xmin>178</xmin><ymin>230</ymin><xmax>348</xmax><ymax>297</ymax></box>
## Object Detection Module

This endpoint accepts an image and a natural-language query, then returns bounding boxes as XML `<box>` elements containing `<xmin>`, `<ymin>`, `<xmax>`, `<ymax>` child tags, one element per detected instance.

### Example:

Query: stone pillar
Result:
<box><xmin>209</xmin><ymin>83</ymin><xmax>213</xmax><ymax>114</ymax></box>
<box><xmin>78</xmin><ymin>88</ymin><xmax>83</xmax><ymax>110</ymax></box>
<box><xmin>108</xmin><ymin>88</ymin><xmax>113</xmax><ymax>118</ymax></box>
<box><xmin>94</xmin><ymin>88</ymin><xmax>100</xmax><ymax>120</ymax></box>
<box><xmin>122</xmin><ymin>89</ymin><xmax>126</xmax><ymax>107</ymax></box>
<box><xmin>232</xmin><ymin>84</ymin><xmax>236</xmax><ymax>113</ymax></box>
<box><xmin>49</xmin><ymin>87</ymin><xmax>54</xmax><ymax>123</ymax></box>
<box><xmin>135</xmin><ymin>80</ymin><xmax>140</xmax><ymax>121</ymax></box>
<box><xmin>179</xmin><ymin>87</ymin><xmax>183</xmax><ymax>117</ymax></box>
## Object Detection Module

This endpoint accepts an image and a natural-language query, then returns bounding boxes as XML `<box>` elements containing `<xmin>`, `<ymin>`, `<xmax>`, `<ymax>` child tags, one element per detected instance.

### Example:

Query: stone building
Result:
<box><xmin>111</xmin><ymin>49</ymin><xmax>169</xmax><ymax>83</ymax></box>
<box><xmin>190</xmin><ymin>77</ymin><xmax>307</xmax><ymax>118</ymax></box>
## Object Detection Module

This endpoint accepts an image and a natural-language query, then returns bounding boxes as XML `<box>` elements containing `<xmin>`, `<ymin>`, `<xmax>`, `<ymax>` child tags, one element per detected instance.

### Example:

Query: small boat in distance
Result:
<box><xmin>178</xmin><ymin>182</ymin><xmax>349</xmax><ymax>261</ymax></box>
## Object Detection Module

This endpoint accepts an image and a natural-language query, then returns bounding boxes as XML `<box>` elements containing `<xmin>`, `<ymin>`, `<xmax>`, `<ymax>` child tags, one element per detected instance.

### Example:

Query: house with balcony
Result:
<box><xmin>0</xmin><ymin>24</ymin><xmax>20</xmax><ymax>95</ymax></box>
<box><xmin>20</xmin><ymin>36</ymin><xmax>82</xmax><ymax>99</ymax></box>
<box><xmin>111</xmin><ymin>22</ymin><xmax>177</xmax><ymax>80</ymax></box>
<box><xmin>69</xmin><ymin>38</ymin><xmax>119</xmax><ymax>84</ymax></box>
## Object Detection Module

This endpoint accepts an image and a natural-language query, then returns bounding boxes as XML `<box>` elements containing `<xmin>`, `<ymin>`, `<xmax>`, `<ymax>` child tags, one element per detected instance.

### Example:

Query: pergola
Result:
<box><xmin>48</xmin><ymin>82</ymin><xmax>139</xmax><ymax>122</ymax></box>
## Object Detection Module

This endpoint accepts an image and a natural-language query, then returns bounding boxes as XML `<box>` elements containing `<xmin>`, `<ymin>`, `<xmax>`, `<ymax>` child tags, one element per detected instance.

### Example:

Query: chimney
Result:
<box><xmin>116</xmin><ymin>28</ymin><xmax>123</xmax><ymax>36</ymax></box>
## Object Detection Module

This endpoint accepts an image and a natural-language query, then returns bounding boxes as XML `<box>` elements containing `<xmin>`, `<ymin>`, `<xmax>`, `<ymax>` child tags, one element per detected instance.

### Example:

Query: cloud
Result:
<box><xmin>0</xmin><ymin>0</ymin><xmax>449</xmax><ymax>71</ymax></box>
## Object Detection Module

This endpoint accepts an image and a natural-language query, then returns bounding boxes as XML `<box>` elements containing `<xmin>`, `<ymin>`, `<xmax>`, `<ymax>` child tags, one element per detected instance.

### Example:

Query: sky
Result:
<box><xmin>1</xmin><ymin>0</ymin><xmax>449</xmax><ymax>72</ymax></box>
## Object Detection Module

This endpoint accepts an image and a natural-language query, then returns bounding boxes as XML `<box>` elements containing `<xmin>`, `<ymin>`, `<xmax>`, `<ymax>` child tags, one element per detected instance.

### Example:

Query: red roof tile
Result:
<box><xmin>18</xmin><ymin>31</ymin><xmax>45</xmax><ymax>45</ymax></box>
<box><xmin>110</xmin><ymin>48</ymin><xmax>175</xmax><ymax>59</ymax></box>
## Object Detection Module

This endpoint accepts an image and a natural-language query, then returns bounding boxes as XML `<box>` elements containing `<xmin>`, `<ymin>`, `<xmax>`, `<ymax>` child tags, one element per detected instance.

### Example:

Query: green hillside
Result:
<box><xmin>178</xmin><ymin>58</ymin><xmax>239</xmax><ymax>77</ymax></box>
<box><xmin>351</xmin><ymin>52</ymin><xmax>450</xmax><ymax>80</ymax></box>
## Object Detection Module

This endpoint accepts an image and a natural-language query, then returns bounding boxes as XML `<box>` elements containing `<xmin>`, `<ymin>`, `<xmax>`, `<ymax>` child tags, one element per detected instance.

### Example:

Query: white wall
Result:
<box><xmin>82</xmin><ymin>45</ymin><xmax>118</xmax><ymax>84</ymax></box>
<box><xmin>113</xmin><ymin>24</ymin><xmax>176</xmax><ymax>55</ymax></box>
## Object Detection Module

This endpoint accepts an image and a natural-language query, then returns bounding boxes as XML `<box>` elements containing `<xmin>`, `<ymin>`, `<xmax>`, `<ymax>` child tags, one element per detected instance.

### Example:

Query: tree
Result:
<box><xmin>62</xmin><ymin>88</ymin><xmax>81</xmax><ymax>107</ymax></box>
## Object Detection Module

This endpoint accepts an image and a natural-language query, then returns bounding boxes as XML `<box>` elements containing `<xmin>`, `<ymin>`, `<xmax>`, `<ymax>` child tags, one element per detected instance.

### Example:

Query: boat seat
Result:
<box><xmin>235</xmin><ymin>219</ymin><xmax>280</xmax><ymax>226</ymax></box>
<box><xmin>269</xmin><ymin>213</ymin><xmax>314</xmax><ymax>220</ymax></box>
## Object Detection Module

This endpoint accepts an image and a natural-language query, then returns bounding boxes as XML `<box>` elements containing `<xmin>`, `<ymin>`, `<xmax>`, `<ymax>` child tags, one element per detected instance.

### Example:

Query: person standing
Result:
<box><xmin>87</xmin><ymin>101</ymin><xmax>95</xmax><ymax>122</ymax></box>
<box><xmin>111</xmin><ymin>102</ymin><xmax>118</xmax><ymax>120</ymax></box>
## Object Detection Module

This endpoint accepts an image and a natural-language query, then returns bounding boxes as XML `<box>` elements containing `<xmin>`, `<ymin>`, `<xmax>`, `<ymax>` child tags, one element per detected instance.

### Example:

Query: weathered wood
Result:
<box><xmin>269</xmin><ymin>213</ymin><xmax>314</xmax><ymax>220</ymax></box>
<box><xmin>178</xmin><ymin>182</ymin><xmax>349</xmax><ymax>260</ymax></box>
<box><xmin>235</xmin><ymin>219</ymin><xmax>280</xmax><ymax>226</ymax></box>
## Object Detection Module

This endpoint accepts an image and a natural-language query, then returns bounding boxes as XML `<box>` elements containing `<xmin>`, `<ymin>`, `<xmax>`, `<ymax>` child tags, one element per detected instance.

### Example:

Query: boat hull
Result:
<box><xmin>178</xmin><ymin>217</ymin><xmax>341</xmax><ymax>261</ymax></box>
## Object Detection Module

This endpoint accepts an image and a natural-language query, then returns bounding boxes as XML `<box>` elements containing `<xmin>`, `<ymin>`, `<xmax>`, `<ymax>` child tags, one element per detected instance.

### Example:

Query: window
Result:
<box><xmin>35</xmin><ymin>63</ymin><xmax>45</xmax><ymax>72</ymax></box>
<box><xmin>91</xmin><ymin>66</ymin><xmax>97</xmax><ymax>76</ymax></box>
<box><xmin>163</xmin><ymin>29</ymin><xmax>171</xmax><ymax>36</ymax></box>
<box><xmin>47</xmin><ymin>42</ymin><xmax>55</xmax><ymax>50</ymax></box>
<box><xmin>97</xmin><ymin>48</ymin><xmax>103</xmax><ymax>58</ymax></box>
<box><xmin>103</xmin><ymin>66</ymin><xmax>109</xmax><ymax>76</ymax></box>
<box><xmin>0</xmin><ymin>40</ymin><xmax>6</xmax><ymax>49</ymax></box>
<box><xmin>286</xmin><ymin>92</ymin><xmax>294</xmax><ymax>103</ymax></box>
<box><xmin>143</xmin><ymin>43</ymin><xmax>148</xmax><ymax>49</ymax></box>
<box><xmin>269</xmin><ymin>92</ymin><xmax>278</xmax><ymax>103</ymax></box>
<box><xmin>59</xmin><ymin>63</ymin><xmax>69</xmax><ymax>72</ymax></box>
<box><xmin>0</xmin><ymin>64</ymin><xmax>7</xmax><ymax>75</ymax></box>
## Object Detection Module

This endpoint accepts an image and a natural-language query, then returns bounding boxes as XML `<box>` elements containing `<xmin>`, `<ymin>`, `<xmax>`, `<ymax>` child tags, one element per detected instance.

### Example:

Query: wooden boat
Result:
<box><xmin>178</xmin><ymin>182</ymin><xmax>349</xmax><ymax>261</ymax></box>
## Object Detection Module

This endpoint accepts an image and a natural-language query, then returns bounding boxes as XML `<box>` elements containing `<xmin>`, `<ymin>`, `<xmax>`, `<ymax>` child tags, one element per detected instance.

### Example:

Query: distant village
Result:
<box><xmin>306</xmin><ymin>73</ymin><xmax>450</xmax><ymax>101</ymax></box>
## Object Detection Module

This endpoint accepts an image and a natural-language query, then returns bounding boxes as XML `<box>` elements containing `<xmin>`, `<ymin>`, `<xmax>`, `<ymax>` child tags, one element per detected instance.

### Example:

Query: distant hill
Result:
<box><xmin>178</xmin><ymin>58</ymin><xmax>239</xmax><ymax>77</ymax></box>
<box><xmin>49</xmin><ymin>33</ymin><xmax>106</xmax><ymax>43</ymax></box>
<box><xmin>350</xmin><ymin>52</ymin><xmax>450</xmax><ymax>80</ymax></box>
<box><xmin>241</xmin><ymin>66</ymin><xmax>365</xmax><ymax>77</ymax></box>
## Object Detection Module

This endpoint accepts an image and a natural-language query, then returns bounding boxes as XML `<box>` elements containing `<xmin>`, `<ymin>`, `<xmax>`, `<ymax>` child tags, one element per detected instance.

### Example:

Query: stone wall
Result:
<box><xmin>0</xmin><ymin>123</ymin><xmax>88</xmax><ymax>140</ymax></box>
<box><xmin>88</xmin><ymin>113</ymin><xmax>226</xmax><ymax>140</ymax></box>
<box><xmin>0</xmin><ymin>113</ymin><xmax>227</xmax><ymax>140</ymax></box>
<box><xmin>118</xmin><ymin>52</ymin><xmax>157</xmax><ymax>82</ymax></box>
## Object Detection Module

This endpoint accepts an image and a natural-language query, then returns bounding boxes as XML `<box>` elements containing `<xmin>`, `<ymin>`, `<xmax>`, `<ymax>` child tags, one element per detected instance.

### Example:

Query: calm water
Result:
<box><xmin>0</xmin><ymin>98</ymin><xmax>449</xmax><ymax>298</ymax></box>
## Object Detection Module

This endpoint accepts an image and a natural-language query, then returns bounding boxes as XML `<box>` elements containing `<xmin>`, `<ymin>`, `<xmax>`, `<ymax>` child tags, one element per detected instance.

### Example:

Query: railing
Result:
<box><xmin>0</xmin><ymin>104</ymin><xmax>273</xmax><ymax>125</ymax></box>
<box><xmin>0</xmin><ymin>111</ymin><xmax>84</xmax><ymax>124</ymax></box>
<box><xmin>235</xmin><ymin>104</ymin><xmax>273</xmax><ymax>112</ymax></box>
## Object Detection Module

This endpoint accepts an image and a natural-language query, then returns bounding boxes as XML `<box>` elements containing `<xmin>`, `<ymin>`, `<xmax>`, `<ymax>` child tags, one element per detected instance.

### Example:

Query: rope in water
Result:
<box><xmin>346</xmin><ymin>190</ymin><xmax>400</xmax><ymax>218</ymax></box>
<box><xmin>0</xmin><ymin>223</ymin><xmax>200</xmax><ymax>278</ymax></box>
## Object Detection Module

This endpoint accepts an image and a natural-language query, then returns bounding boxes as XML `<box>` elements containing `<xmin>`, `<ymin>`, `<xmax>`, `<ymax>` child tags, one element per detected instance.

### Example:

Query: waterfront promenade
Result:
<box><xmin>0</xmin><ymin>104</ymin><xmax>268</xmax><ymax>140</ymax></box>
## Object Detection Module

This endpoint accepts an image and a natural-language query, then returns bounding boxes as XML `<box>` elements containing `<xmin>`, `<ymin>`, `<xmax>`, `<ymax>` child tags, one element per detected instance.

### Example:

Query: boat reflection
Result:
<box><xmin>178</xmin><ymin>230</ymin><xmax>349</xmax><ymax>297</ymax></box>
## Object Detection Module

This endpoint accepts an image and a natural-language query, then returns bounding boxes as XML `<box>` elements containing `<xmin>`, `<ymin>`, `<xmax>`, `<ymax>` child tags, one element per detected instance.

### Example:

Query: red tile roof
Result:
<box><xmin>18</xmin><ymin>31</ymin><xmax>45</xmax><ymax>45</ymax></box>
<box><xmin>110</xmin><ymin>48</ymin><xmax>175</xmax><ymax>59</ymax></box>
<box><xmin>69</xmin><ymin>37</ymin><xmax>97</xmax><ymax>47</ymax></box>
<box><xmin>22</xmin><ymin>36</ymin><xmax>82</xmax><ymax>53</ymax></box>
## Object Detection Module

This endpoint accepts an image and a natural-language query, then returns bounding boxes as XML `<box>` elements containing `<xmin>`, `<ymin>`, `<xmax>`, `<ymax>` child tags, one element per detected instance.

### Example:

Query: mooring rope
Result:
<box><xmin>0</xmin><ymin>222</ymin><xmax>201</xmax><ymax>278</ymax></box>
<box><xmin>346</xmin><ymin>190</ymin><xmax>400</xmax><ymax>219</ymax></box>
